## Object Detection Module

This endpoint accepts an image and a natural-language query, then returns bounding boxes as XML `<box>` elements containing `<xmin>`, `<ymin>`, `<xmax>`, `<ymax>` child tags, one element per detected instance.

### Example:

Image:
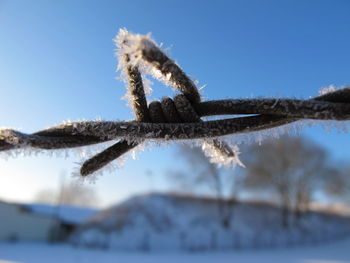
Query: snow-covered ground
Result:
<box><xmin>1</xmin><ymin>238</ymin><xmax>350</xmax><ymax>263</ymax></box>
<box><xmin>72</xmin><ymin>193</ymin><xmax>350</xmax><ymax>251</ymax></box>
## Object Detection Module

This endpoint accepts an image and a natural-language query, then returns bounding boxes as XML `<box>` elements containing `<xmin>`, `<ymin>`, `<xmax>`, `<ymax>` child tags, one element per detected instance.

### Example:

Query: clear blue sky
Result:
<box><xmin>0</xmin><ymin>0</ymin><xmax>349</xmax><ymax>207</ymax></box>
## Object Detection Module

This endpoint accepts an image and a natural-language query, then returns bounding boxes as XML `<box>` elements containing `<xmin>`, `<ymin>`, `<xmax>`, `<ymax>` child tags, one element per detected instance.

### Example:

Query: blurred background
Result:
<box><xmin>0</xmin><ymin>0</ymin><xmax>350</xmax><ymax>262</ymax></box>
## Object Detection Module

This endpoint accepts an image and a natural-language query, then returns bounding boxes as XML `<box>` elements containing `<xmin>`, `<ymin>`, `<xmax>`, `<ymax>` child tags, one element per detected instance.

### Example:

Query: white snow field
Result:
<box><xmin>1</xmin><ymin>238</ymin><xmax>350</xmax><ymax>263</ymax></box>
<box><xmin>71</xmin><ymin>193</ymin><xmax>350</xmax><ymax>251</ymax></box>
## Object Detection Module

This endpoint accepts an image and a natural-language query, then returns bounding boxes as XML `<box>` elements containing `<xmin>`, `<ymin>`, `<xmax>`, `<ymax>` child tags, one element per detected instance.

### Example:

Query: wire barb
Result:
<box><xmin>1</xmin><ymin>29</ymin><xmax>349</xmax><ymax>177</ymax></box>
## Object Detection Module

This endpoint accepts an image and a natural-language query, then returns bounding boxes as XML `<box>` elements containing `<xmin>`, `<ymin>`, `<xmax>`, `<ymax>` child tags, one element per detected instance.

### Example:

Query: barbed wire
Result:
<box><xmin>0</xmin><ymin>29</ymin><xmax>349</xmax><ymax>177</ymax></box>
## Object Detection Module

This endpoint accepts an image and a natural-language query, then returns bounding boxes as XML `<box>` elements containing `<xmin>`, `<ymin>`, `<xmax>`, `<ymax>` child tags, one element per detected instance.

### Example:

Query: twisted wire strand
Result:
<box><xmin>79</xmin><ymin>32</ymin><xmax>235</xmax><ymax>176</ymax></box>
<box><xmin>80</xmin><ymin>54</ymin><xmax>150</xmax><ymax>176</ymax></box>
<box><xmin>1</xmin><ymin>30</ymin><xmax>349</xmax><ymax>177</ymax></box>
<box><xmin>1</xmin><ymin>92</ymin><xmax>349</xmax><ymax>149</ymax></box>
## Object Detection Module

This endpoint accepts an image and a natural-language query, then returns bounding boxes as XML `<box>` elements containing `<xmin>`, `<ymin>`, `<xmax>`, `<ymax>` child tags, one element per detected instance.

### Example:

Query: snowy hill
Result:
<box><xmin>71</xmin><ymin>193</ymin><xmax>350</xmax><ymax>251</ymax></box>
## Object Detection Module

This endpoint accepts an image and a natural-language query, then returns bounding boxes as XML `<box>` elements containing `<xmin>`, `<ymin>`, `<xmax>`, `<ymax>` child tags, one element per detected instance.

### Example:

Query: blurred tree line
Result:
<box><xmin>34</xmin><ymin>180</ymin><xmax>99</xmax><ymax>208</ymax></box>
<box><xmin>169</xmin><ymin>135</ymin><xmax>350</xmax><ymax>228</ymax></box>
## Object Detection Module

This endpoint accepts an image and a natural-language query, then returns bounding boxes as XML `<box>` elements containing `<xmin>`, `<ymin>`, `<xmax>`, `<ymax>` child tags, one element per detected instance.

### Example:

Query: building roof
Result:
<box><xmin>20</xmin><ymin>203</ymin><xmax>99</xmax><ymax>225</ymax></box>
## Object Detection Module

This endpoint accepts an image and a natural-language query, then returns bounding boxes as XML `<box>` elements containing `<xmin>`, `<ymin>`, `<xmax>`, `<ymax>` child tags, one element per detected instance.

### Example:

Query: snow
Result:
<box><xmin>71</xmin><ymin>193</ymin><xmax>350</xmax><ymax>251</ymax></box>
<box><xmin>20</xmin><ymin>203</ymin><xmax>98</xmax><ymax>225</ymax></box>
<box><xmin>1</xmin><ymin>239</ymin><xmax>350</xmax><ymax>263</ymax></box>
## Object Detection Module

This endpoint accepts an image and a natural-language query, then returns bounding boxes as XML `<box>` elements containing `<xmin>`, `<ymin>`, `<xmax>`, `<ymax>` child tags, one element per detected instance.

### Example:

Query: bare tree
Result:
<box><xmin>323</xmin><ymin>164</ymin><xmax>350</xmax><ymax>202</ymax></box>
<box><xmin>168</xmin><ymin>145</ymin><xmax>242</xmax><ymax>228</ymax></box>
<box><xmin>241</xmin><ymin>135</ymin><xmax>328</xmax><ymax>227</ymax></box>
<box><xmin>34</xmin><ymin>182</ymin><xmax>99</xmax><ymax>208</ymax></box>
<box><xmin>34</xmin><ymin>189</ymin><xmax>57</xmax><ymax>204</ymax></box>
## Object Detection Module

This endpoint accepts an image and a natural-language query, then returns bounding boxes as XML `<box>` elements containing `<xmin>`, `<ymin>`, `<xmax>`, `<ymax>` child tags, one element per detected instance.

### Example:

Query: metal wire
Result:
<box><xmin>1</xmin><ymin>32</ymin><xmax>349</xmax><ymax>176</ymax></box>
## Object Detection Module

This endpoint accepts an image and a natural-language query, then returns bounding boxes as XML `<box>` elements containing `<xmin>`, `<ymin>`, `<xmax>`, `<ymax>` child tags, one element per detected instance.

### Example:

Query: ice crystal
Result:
<box><xmin>202</xmin><ymin>141</ymin><xmax>245</xmax><ymax>168</ymax></box>
<box><xmin>319</xmin><ymin>85</ymin><xmax>336</xmax><ymax>95</ymax></box>
<box><xmin>217</xmin><ymin>121</ymin><xmax>306</xmax><ymax>147</ymax></box>
<box><xmin>115</xmin><ymin>29</ymin><xmax>185</xmax><ymax>94</ymax></box>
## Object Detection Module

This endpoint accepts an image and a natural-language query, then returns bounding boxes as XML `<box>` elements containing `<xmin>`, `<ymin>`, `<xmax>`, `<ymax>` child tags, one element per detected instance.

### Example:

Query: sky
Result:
<box><xmin>0</xmin><ymin>0</ymin><xmax>349</xmax><ymax>207</ymax></box>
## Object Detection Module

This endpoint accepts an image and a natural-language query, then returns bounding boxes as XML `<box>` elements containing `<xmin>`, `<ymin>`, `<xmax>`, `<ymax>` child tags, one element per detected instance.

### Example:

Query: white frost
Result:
<box><xmin>114</xmin><ymin>29</ymin><xmax>177</xmax><ymax>94</ymax></box>
<box><xmin>202</xmin><ymin>141</ymin><xmax>245</xmax><ymax>168</ymax></box>
<box><xmin>319</xmin><ymin>85</ymin><xmax>336</xmax><ymax>95</ymax></box>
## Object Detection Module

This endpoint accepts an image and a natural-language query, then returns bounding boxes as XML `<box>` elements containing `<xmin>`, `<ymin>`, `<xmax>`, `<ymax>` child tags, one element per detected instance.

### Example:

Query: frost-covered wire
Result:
<box><xmin>0</xmin><ymin>29</ymin><xmax>349</xmax><ymax>177</ymax></box>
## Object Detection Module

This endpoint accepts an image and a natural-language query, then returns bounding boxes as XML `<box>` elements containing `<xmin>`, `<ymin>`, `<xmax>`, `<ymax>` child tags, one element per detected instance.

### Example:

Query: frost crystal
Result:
<box><xmin>217</xmin><ymin>121</ymin><xmax>305</xmax><ymax>147</ymax></box>
<box><xmin>115</xmin><ymin>29</ymin><xmax>157</xmax><ymax>80</ymax></box>
<box><xmin>115</xmin><ymin>28</ymin><xmax>154</xmax><ymax>70</ymax></box>
<box><xmin>202</xmin><ymin>141</ymin><xmax>245</xmax><ymax>168</ymax></box>
<box><xmin>319</xmin><ymin>85</ymin><xmax>336</xmax><ymax>95</ymax></box>
<box><xmin>115</xmin><ymin>29</ymin><xmax>179</xmax><ymax>93</ymax></box>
